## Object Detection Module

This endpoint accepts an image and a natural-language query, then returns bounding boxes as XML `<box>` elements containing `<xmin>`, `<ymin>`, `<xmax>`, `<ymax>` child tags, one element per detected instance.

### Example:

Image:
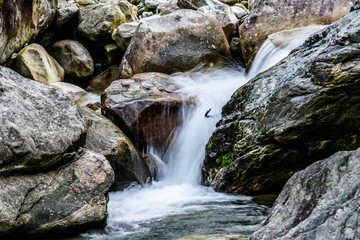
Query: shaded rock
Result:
<box><xmin>0</xmin><ymin>0</ymin><xmax>57</xmax><ymax>64</ymax></box>
<box><xmin>177</xmin><ymin>0</ymin><xmax>222</xmax><ymax>10</ymax></box>
<box><xmin>0</xmin><ymin>66</ymin><xmax>86</xmax><ymax>175</ymax></box>
<box><xmin>104</xmin><ymin>44</ymin><xmax>121</xmax><ymax>65</ymax></box>
<box><xmin>251</xmin><ymin>149</ymin><xmax>360</xmax><ymax>240</ymax></box>
<box><xmin>144</xmin><ymin>0</ymin><xmax>167</xmax><ymax>10</ymax></box>
<box><xmin>56</xmin><ymin>0</ymin><xmax>79</xmax><ymax>28</ymax></box>
<box><xmin>77</xmin><ymin>0</ymin><xmax>138</xmax><ymax>46</ymax></box>
<box><xmin>230</xmin><ymin>37</ymin><xmax>245</xmax><ymax>66</ymax></box>
<box><xmin>197</xmin><ymin>4</ymin><xmax>238</xmax><ymax>41</ymax></box>
<box><xmin>0</xmin><ymin>148</ymin><xmax>114</xmax><ymax>238</ymax></box>
<box><xmin>119</xmin><ymin>10</ymin><xmax>230</xmax><ymax>78</ymax></box>
<box><xmin>239</xmin><ymin>0</ymin><xmax>354</xmax><ymax>65</ymax></box>
<box><xmin>204</xmin><ymin>10</ymin><xmax>360</xmax><ymax>194</ymax></box>
<box><xmin>352</xmin><ymin>0</ymin><xmax>360</xmax><ymax>11</ymax></box>
<box><xmin>50</xmin><ymin>81</ymin><xmax>86</xmax><ymax>95</ymax></box>
<box><xmin>79</xmin><ymin>106</ymin><xmax>151</xmax><ymax>190</ymax></box>
<box><xmin>112</xmin><ymin>15</ymin><xmax>161</xmax><ymax>51</ymax></box>
<box><xmin>49</xmin><ymin>40</ymin><xmax>94</xmax><ymax>79</ymax></box>
<box><xmin>101</xmin><ymin>72</ymin><xmax>183</xmax><ymax>150</ymax></box>
<box><xmin>156</xmin><ymin>0</ymin><xmax>181</xmax><ymax>15</ymax></box>
<box><xmin>90</xmin><ymin>66</ymin><xmax>119</xmax><ymax>91</ymax></box>
<box><xmin>13</xmin><ymin>43</ymin><xmax>64</xmax><ymax>84</ymax></box>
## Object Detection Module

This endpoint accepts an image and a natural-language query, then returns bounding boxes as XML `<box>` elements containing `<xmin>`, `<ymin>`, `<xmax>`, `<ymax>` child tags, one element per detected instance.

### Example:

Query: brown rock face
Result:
<box><xmin>0</xmin><ymin>0</ymin><xmax>57</xmax><ymax>64</ymax></box>
<box><xmin>239</xmin><ymin>0</ymin><xmax>354</xmax><ymax>65</ymax></box>
<box><xmin>119</xmin><ymin>9</ymin><xmax>230</xmax><ymax>78</ymax></box>
<box><xmin>101</xmin><ymin>72</ymin><xmax>183</xmax><ymax>150</ymax></box>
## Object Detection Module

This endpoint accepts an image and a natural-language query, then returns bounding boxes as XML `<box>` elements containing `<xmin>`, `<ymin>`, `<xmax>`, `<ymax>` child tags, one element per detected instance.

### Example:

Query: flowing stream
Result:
<box><xmin>83</xmin><ymin>25</ymin><xmax>325</xmax><ymax>240</ymax></box>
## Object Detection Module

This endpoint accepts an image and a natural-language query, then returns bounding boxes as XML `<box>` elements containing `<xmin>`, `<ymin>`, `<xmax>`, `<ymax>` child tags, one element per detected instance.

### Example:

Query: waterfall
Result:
<box><xmin>84</xmin><ymin>25</ymin><xmax>326</xmax><ymax>240</ymax></box>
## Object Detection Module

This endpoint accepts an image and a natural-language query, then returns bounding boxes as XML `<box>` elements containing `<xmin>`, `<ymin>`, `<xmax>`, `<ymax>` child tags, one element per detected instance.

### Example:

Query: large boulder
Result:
<box><xmin>0</xmin><ymin>66</ymin><xmax>84</xmax><ymax>175</ymax></box>
<box><xmin>239</xmin><ymin>0</ymin><xmax>354</xmax><ymax>65</ymax></box>
<box><xmin>13</xmin><ymin>43</ymin><xmax>64</xmax><ymax>84</ymax></box>
<box><xmin>0</xmin><ymin>149</ymin><xmax>114</xmax><ymax>238</ymax></box>
<box><xmin>204</xmin><ymin>10</ymin><xmax>360</xmax><ymax>194</ymax></box>
<box><xmin>77</xmin><ymin>0</ymin><xmax>138</xmax><ymax>46</ymax></box>
<box><xmin>48</xmin><ymin>40</ymin><xmax>94</xmax><ymax>79</ymax></box>
<box><xmin>251</xmin><ymin>149</ymin><xmax>360</xmax><ymax>240</ymax></box>
<box><xmin>119</xmin><ymin>9</ymin><xmax>230</xmax><ymax>78</ymax></box>
<box><xmin>0</xmin><ymin>66</ymin><xmax>114</xmax><ymax>237</ymax></box>
<box><xmin>101</xmin><ymin>72</ymin><xmax>183</xmax><ymax>150</ymax></box>
<box><xmin>79</xmin><ymin>106</ymin><xmax>152</xmax><ymax>190</ymax></box>
<box><xmin>0</xmin><ymin>0</ymin><xmax>57</xmax><ymax>64</ymax></box>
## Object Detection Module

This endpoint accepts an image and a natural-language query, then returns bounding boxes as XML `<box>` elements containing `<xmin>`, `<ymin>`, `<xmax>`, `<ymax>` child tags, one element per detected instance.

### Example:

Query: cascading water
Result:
<box><xmin>84</xmin><ymin>25</ymin><xmax>325</xmax><ymax>240</ymax></box>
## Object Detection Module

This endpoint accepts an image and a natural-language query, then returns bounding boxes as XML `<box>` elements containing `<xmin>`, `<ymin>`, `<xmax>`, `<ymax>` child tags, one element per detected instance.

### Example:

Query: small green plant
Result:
<box><xmin>216</xmin><ymin>152</ymin><xmax>233</xmax><ymax>167</ymax></box>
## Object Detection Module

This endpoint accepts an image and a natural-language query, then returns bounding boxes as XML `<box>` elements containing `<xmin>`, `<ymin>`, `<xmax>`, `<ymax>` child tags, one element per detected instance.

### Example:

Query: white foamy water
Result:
<box><xmin>83</xmin><ymin>25</ymin><xmax>325</xmax><ymax>240</ymax></box>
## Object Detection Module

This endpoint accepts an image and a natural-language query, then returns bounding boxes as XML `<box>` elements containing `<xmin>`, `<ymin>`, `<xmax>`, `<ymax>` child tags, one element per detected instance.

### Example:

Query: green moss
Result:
<box><xmin>216</xmin><ymin>152</ymin><xmax>233</xmax><ymax>166</ymax></box>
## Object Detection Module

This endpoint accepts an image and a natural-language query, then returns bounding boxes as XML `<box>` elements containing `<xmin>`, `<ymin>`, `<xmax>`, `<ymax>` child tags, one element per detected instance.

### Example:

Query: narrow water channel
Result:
<box><xmin>82</xmin><ymin>25</ymin><xmax>325</xmax><ymax>240</ymax></box>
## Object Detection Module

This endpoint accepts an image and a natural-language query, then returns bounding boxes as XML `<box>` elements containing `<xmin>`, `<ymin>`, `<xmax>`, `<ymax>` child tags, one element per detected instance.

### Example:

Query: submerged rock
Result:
<box><xmin>0</xmin><ymin>0</ymin><xmax>57</xmax><ymax>64</ymax></box>
<box><xmin>239</xmin><ymin>0</ymin><xmax>354</xmax><ymax>65</ymax></box>
<box><xmin>0</xmin><ymin>66</ymin><xmax>114</xmax><ymax>237</ymax></box>
<box><xmin>119</xmin><ymin>9</ymin><xmax>230</xmax><ymax>78</ymax></box>
<box><xmin>251</xmin><ymin>149</ymin><xmax>360</xmax><ymax>240</ymax></box>
<box><xmin>13</xmin><ymin>43</ymin><xmax>65</xmax><ymax>84</ymax></box>
<box><xmin>79</xmin><ymin>107</ymin><xmax>151</xmax><ymax>190</ymax></box>
<box><xmin>204</xmin><ymin>10</ymin><xmax>360</xmax><ymax>194</ymax></box>
<box><xmin>101</xmin><ymin>72</ymin><xmax>183</xmax><ymax>150</ymax></box>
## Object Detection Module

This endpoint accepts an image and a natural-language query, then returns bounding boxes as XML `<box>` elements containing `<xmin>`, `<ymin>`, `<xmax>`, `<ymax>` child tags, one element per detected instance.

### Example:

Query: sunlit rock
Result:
<box><xmin>119</xmin><ymin>10</ymin><xmax>229</xmax><ymax>78</ymax></box>
<box><xmin>13</xmin><ymin>43</ymin><xmax>64</xmax><ymax>84</ymax></box>
<box><xmin>177</xmin><ymin>0</ymin><xmax>223</xmax><ymax>10</ymax></box>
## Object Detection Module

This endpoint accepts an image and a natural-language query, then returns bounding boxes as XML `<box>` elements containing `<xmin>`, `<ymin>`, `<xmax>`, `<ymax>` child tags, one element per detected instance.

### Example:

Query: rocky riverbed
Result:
<box><xmin>0</xmin><ymin>0</ymin><xmax>359</xmax><ymax>239</ymax></box>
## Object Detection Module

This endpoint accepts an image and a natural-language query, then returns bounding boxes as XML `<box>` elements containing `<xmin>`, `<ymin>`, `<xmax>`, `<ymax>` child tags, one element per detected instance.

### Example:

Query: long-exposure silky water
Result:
<box><xmin>84</xmin><ymin>25</ymin><xmax>326</xmax><ymax>240</ymax></box>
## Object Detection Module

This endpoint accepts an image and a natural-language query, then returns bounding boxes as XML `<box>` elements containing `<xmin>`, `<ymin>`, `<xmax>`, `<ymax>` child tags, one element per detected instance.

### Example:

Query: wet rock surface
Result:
<box><xmin>101</xmin><ymin>72</ymin><xmax>183</xmax><ymax>150</ymax></box>
<box><xmin>251</xmin><ymin>149</ymin><xmax>360</xmax><ymax>240</ymax></box>
<box><xmin>79</xmin><ymin>106</ymin><xmax>151</xmax><ymax>190</ymax></box>
<box><xmin>204</xmin><ymin>10</ymin><xmax>360</xmax><ymax>194</ymax></box>
<box><xmin>119</xmin><ymin>9</ymin><xmax>230</xmax><ymax>78</ymax></box>
<box><xmin>239</xmin><ymin>0</ymin><xmax>354</xmax><ymax>64</ymax></box>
